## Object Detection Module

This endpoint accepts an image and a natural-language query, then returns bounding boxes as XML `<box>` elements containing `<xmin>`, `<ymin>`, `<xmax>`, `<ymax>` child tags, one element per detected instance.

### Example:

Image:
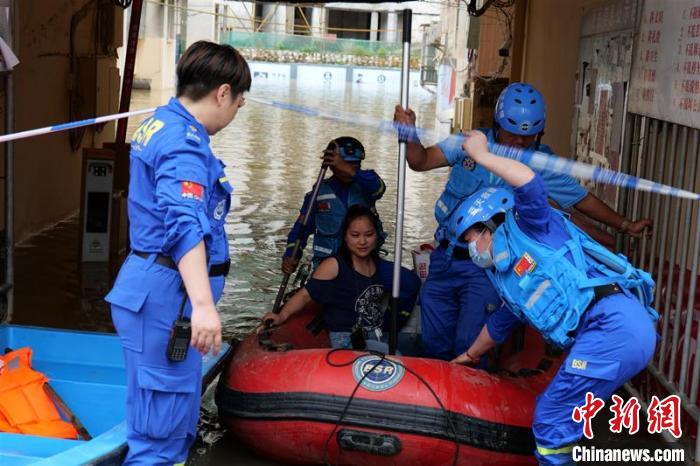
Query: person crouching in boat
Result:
<box><xmin>263</xmin><ymin>205</ymin><xmax>392</xmax><ymax>353</ymax></box>
<box><xmin>280</xmin><ymin>137</ymin><xmax>421</xmax><ymax>353</ymax></box>
<box><xmin>450</xmin><ymin>130</ymin><xmax>658</xmax><ymax>466</ymax></box>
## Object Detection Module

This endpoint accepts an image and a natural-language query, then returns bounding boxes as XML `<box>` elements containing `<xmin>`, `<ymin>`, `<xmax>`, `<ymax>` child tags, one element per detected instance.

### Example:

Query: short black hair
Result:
<box><xmin>176</xmin><ymin>41</ymin><xmax>251</xmax><ymax>101</ymax></box>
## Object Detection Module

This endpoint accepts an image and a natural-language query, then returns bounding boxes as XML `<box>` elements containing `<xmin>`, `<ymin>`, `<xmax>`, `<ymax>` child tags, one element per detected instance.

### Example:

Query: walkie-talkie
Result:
<box><xmin>167</xmin><ymin>292</ymin><xmax>191</xmax><ymax>362</ymax></box>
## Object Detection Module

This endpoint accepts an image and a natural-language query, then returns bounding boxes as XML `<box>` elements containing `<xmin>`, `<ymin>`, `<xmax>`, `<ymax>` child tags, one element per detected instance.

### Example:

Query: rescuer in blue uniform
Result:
<box><xmin>282</xmin><ymin>137</ymin><xmax>387</xmax><ymax>270</ymax></box>
<box><xmin>105</xmin><ymin>41</ymin><xmax>250</xmax><ymax>465</ymax></box>
<box><xmin>450</xmin><ymin>130</ymin><xmax>657</xmax><ymax>465</ymax></box>
<box><xmin>281</xmin><ymin>137</ymin><xmax>421</xmax><ymax>349</ymax></box>
<box><xmin>393</xmin><ymin>82</ymin><xmax>652</xmax><ymax>361</ymax></box>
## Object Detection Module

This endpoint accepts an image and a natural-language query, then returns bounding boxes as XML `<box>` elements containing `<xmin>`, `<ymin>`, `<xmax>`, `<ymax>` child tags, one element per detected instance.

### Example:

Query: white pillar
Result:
<box><xmin>311</xmin><ymin>6</ymin><xmax>326</xmax><ymax>37</ymax></box>
<box><xmin>268</xmin><ymin>5</ymin><xmax>292</xmax><ymax>34</ymax></box>
<box><xmin>261</xmin><ymin>3</ymin><xmax>276</xmax><ymax>33</ymax></box>
<box><xmin>187</xmin><ymin>0</ymin><xmax>216</xmax><ymax>45</ymax></box>
<box><xmin>386</xmin><ymin>12</ymin><xmax>398</xmax><ymax>43</ymax></box>
<box><xmin>370</xmin><ymin>11</ymin><xmax>379</xmax><ymax>41</ymax></box>
<box><xmin>229</xmin><ymin>2</ymin><xmax>254</xmax><ymax>32</ymax></box>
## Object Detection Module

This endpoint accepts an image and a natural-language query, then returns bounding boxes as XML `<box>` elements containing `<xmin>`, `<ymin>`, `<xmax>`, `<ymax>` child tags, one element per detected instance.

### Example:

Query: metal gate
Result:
<box><xmin>618</xmin><ymin>113</ymin><xmax>700</xmax><ymax>455</ymax></box>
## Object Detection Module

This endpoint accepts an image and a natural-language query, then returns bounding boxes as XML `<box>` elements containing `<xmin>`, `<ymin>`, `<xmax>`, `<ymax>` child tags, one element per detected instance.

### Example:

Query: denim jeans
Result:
<box><xmin>329</xmin><ymin>330</ymin><xmax>391</xmax><ymax>354</ymax></box>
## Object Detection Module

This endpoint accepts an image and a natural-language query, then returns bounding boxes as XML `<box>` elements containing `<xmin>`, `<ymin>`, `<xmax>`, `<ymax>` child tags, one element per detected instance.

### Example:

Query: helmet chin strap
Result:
<box><xmin>534</xmin><ymin>131</ymin><xmax>544</xmax><ymax>151</ymax></box>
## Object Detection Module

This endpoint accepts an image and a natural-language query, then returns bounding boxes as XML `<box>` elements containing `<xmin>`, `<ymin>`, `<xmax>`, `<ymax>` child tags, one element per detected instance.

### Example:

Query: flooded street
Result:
<box><xmin>128</xmin><ymin>77</ymin><xmax>445</xmax><ymax>340</ymax></box>
<box><xmin>11</xmin><ymin>73</ymin><xmax>444</xmax><ymax>464</ymax></box>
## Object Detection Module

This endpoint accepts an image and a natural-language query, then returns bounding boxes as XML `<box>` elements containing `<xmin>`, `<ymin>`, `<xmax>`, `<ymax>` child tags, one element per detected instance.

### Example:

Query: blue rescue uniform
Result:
<box><xmin>421</xmin><ymin>129</ymin><xmax>588</xmax><ymax>360</ymax></box>
<box><xmin>105</xmin><ymin>98</ymin><xmax>232</xmax><ymax>465</ymax></box>
<box><xmin>484</xmin><ymin>175</ymin><xmax>656</xmax><ymax>465</ymax></box>
<box><xmin>284</xmin><ymin>171</ymin><xmax>386</xmax><ymax>264</ymax></box>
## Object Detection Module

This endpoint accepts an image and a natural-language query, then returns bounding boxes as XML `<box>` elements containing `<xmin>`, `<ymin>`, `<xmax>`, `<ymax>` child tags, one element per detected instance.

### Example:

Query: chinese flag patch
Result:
<box><xmin>317</xmin><ymin>201</ymin><xmax>331</xmax><ymax>212</ymax></box>
<box><xmin>181</xmin><ymin>181</ymin><xmax>204</xmax><ymax>201</ymax></box>
<box><xmin>514</xmin><ymin>252</ymin><xmax>536</xmax><ymax>276</ymax></box>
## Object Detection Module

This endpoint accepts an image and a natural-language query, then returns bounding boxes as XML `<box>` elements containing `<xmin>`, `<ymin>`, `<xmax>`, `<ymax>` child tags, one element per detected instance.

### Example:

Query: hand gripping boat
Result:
<box><xmin>215</xmin><ymin>305</ymin><xmax>563</xmax><ymax>465</ymax></box>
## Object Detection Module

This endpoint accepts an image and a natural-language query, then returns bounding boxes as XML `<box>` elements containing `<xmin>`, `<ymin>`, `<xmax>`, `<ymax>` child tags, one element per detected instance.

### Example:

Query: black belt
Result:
<box><xmin>568</xmin><ymin>283</ymin><xmax>623</xmax><ymax>338</ymax></box>
<box><xmin>438</xmin><ymin>239</ymin><xmax>471</xmax><ymax>260</ymax></box>
<box><xmin>590</xmin><ymin>283</ymin><xmax>622</xmax><ymax>307</ymax></box>
<box><xmin>133</xmin><ymin>251</ymin><xmax>230</xmax><ymax>277</ymax></box>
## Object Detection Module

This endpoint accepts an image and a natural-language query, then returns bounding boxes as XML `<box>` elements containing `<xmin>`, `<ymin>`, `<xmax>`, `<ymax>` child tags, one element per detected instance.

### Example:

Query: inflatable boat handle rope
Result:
<box><xmin>323</xmin><ymin>349</ymin><xmax>460</xmax><ymax>466</ymax></box>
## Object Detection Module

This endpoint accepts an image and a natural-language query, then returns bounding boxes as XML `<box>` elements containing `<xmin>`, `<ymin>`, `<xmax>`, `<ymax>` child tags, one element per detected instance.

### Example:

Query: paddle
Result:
<box><xmin>271</xmin><ymin>146</ymin><xmax>334</xmax><ymax>315</ymax></box>
<box><xmin>3</xmin><ymin>347</ymin><xmax>92</xmax><ymax>440</ymax></box>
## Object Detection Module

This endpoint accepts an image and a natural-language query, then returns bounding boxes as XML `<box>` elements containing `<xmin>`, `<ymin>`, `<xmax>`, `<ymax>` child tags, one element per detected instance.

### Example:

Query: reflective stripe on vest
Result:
<box><xmin>0</xmin><ymin>347</ymin><xmax>79</xmax><ymax>439</ymax></box>
<box><xmin>488</xmin><ymin>210</ymin><xmax>656</xmax><ymax>348</ymax></box>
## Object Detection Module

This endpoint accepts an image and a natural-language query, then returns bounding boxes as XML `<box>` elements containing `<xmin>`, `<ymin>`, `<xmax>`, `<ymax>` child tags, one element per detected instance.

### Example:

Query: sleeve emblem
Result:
<box><xmin>182</xmin><ymin>181</ymin><xmax>204</xmax><ymax>201</ymax></box>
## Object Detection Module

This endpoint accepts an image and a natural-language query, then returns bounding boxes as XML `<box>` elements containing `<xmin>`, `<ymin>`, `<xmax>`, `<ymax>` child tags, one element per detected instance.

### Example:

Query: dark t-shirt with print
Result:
<box><xmin>305</xmin><ymin>255</ymin><xmax>385</xmax><ymax>332</ymax></box>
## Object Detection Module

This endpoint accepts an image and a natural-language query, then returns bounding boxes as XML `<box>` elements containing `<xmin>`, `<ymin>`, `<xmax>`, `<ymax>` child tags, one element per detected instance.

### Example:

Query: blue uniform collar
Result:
<box><xmin>166</xmin><ymin>97</ymin><xmax>211</xmax><ymax>145</ymax></box>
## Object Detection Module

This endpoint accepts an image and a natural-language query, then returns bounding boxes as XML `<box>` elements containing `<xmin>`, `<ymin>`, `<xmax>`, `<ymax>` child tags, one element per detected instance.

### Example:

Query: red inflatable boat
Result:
<box><xmin>216</xmin><ymin>305</ymin><xmax>563</xmax><ymax>465</ymax></box>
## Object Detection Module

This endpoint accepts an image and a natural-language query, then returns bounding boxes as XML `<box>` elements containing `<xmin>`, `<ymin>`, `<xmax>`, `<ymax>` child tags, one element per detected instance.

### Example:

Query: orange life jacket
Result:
<box><xmin>0</xmin><ymin>347</ymin><xmax>78</xmax><ymax>439</ymax></box>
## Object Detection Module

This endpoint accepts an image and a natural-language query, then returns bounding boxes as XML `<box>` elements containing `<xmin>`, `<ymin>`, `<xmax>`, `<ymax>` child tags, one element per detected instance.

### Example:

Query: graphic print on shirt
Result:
<box><xmin>355</xmin><ymin>284</ymin><xmax>385</xmax><ymax>330</ymax></box>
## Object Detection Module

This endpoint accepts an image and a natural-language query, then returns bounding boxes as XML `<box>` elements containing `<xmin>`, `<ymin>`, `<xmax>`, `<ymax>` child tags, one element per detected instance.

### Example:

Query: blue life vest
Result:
<box><xmin>434</xmin><ymin>166</ymin><xmax>491</xmax><ymax>241</ymax></box>
<box><xmin>433</xmin><ymin>129</ymin><xmax>526</xmax><ymax>241</ymax></box>
<box><xmin>313</xmin><ymin>182</ymin><xmax>382</xmax><ymax>259</ymax></box>
<box><xmin>488</xmin><ymin>210</ymin><xmax>658</xmax><ymax>348</ymax></box>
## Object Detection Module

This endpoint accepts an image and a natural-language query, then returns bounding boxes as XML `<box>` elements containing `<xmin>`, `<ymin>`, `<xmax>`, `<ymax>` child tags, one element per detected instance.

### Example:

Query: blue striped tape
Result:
<box><xmin>248</xmin><ymin>95</ymin><xmax>699</xmax><ymax>201</ymax></box>
<box><xmin>51</xmin><ymin>118</ymin><xmax>97</xmax><ymax>132</ymax></box>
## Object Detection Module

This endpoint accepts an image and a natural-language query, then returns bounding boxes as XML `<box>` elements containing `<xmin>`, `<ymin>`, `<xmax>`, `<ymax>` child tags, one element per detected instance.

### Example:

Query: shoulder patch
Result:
<box><xmin>185</xmin><ymin>125</ymin><xmax>202</xmax><ymax>146</ymax></box>
<box><xmin>182</xmin><ymin>181</ymin><xmax>204</xmax><ymax>201</ymax></box>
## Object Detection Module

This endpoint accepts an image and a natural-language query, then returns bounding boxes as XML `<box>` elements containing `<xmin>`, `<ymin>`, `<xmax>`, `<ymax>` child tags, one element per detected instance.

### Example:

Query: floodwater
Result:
<box><xmin>11</xmin><ymin>73</ymin><xmax>446</xmax><ymax>464</ymax></box>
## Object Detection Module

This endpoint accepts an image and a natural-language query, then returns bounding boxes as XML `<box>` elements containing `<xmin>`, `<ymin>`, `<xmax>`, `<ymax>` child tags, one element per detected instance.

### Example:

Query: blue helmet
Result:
<box><xmin>494</xmin><ymin>83</ymin><xmax>546</xmax><ymax>136</ymax></box>
<box><xmin>327</xmin><ymin>136</ymin><xmax>365</xmax><ymax>162</ymax></box>
<box><xmin>447</xmin><ymin>188</ymin><xmax>514</xmax><ymax>252</ymax></box>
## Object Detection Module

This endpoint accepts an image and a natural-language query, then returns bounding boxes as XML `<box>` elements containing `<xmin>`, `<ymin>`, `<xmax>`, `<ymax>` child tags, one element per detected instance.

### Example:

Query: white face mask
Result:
<box><xmin>468</xmin><ymin>230</ymin><xmax>494</xmax><ymax>268</ymax></box>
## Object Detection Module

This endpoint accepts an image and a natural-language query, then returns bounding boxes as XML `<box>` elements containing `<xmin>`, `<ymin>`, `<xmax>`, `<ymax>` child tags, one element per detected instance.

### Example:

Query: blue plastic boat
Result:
<box><xmin>0</xmin><ymin>324</ymin><xmax>231</xmax><ymax>465</ymax></box>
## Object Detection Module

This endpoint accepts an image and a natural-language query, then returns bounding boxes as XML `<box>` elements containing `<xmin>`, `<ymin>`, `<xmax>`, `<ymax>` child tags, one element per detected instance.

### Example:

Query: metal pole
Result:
<box><xmin>655</xmin><ymin>124</ymin><xmax>678</xmax><ymax>368</ymax></box>
<box><xmin>663</xmin><ymin>126</ymin><xmax>689</xmax><ymax>378</ymax></box>
<box><xmin>666</xmin><ymin>126</ymin><xmax>690</xmax><ymax>381</ymax></box>
<box><xmin>647</xmin><ymin>121</ymin><xmax>668</xmax><ymax>278</ymax></box>
<box><xmin>115</xmin><ymin>0</ymin><xmax>144</xmax><ymax>145</ymax></box>
<box><xmin>639</xmin><ymin>119</ymin><xmax>657</xmax><ymax>270</ymax></box>
<box><xmin>616</xmin><ymin>113</ymin><xmax>636</xmax><ymax>252</ymax></box>
<box><xmin>389</xmin><ymin>9</ymin><xmax>411</xmax><ymax>356</ymax></box>
<box><xmin>631</xmin><ymin>117</ymin><xmax>648</xmax><ymax>265</ymax></box>
<box><xmin>4</xmin><ymin>0</ymin><xmax>14</xmax><ymax>322</ymax></box>
<box><xmin>677</xmin><ymin>129</ymin><xmax>699</xmax><ymax>395</ymax></box>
